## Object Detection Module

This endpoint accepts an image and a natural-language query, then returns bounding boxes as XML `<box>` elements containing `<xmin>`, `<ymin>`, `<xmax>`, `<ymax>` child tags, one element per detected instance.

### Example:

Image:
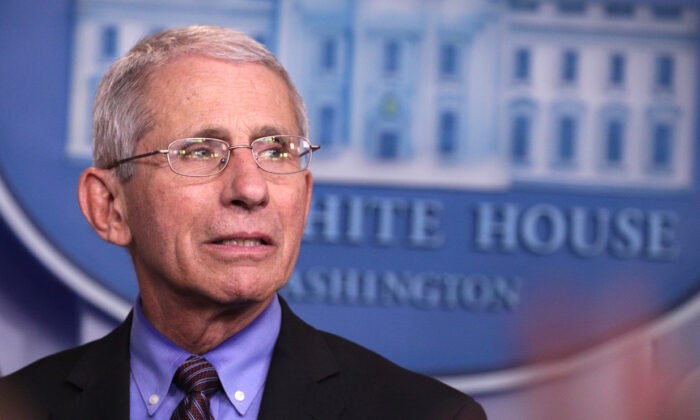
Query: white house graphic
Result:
<box><xmin>66</xmin><ymin>0</ymin><xmax>698</xmax><ymax>191</ymax></box>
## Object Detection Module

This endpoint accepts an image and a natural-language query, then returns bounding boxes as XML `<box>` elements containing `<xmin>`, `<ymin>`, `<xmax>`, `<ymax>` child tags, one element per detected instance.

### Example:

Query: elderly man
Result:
<box><xmin>0</xmin><ymin>26</ymin><xmax>486</xmax><ymax>419</ymax></box>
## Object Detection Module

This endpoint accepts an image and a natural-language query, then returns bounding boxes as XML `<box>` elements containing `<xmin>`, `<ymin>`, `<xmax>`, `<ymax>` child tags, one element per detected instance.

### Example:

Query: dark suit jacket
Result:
<box><xmin>0</xmin><ymin>298</ymin><xmax>486</xmax><ymax>419</ymax></box>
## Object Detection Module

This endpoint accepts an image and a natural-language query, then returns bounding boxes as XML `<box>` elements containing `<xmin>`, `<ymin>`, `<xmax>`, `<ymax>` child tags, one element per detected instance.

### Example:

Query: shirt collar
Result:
<box><xmin>130</xmin><ymin>295</ymin><xmax>282</xmax><ymax>416</ymax></box>
<box><xmin>207</xmin><ymin>296</ymin><xmax>281</xmax><ymax>415</ymax></box>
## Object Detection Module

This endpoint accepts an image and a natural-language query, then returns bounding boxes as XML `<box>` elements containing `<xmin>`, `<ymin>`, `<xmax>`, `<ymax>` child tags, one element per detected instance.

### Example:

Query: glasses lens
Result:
<box><xmin>252</xmin><ymin>136</ymin><xmax>311</xmax><ymax>174</ymax></box>
<box><xmin>167</xmin><ymin>138</ymin><xmax>228</xmax><ymax>176</ymax></box>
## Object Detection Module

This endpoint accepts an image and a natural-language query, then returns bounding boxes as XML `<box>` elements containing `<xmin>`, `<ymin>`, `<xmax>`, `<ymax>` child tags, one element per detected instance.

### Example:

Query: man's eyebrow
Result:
<box><xmin>187</xmin><ymin>125</ymin><xmax>298</xmax><ymax>143</ymax></box>
<box><xmin>250</xmin><ymin>125</ymin><xmax>298</xmax><ymax>140</ymax></box>
<box><xmin>191</xmin><ymin>127</ymin><xmax>231</xmax><ymax>140</ymax></box>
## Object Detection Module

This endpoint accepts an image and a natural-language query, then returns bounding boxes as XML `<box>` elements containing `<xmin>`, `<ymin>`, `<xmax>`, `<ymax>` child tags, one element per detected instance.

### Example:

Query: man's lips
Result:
<box><xmin>215</xmin><ymin>238</ymin><xmax>265</xmax><ymax>247</ymax></box>
<box><xmin>205</xmin><ymin>233</ymin><xmax>275</xmax><ymax>260</ymax></box>
<box><xmin>208</xmin><ymin>232</ymin><xmax>274</xmax><ymax>247</ymax></box>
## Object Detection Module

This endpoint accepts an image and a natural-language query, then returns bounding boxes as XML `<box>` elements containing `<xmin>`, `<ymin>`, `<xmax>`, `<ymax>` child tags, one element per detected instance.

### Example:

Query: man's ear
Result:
<box><xmin>77</xmin><ymin>168</ymin><xmax>132</xmax><ymax>246</ymax></box>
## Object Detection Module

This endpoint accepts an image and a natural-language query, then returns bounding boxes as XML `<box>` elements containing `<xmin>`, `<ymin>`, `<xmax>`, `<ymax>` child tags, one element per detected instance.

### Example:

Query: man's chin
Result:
<box><xmin>207</xmin><ymin>284</ymin><xmax>279</xmax><ymax>308</ymax></box>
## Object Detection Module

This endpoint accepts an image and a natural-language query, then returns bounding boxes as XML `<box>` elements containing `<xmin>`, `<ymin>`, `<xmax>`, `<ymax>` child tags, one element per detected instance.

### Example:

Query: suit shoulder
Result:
<box><xmin>0</xmin><ymin>342</ymin><xmax>92</xmax><ymax>418</ymax></box>
<box><xmin>318</xmin><ymin>330</ymin><xmax>486</xmax><ymax>419</ymax></box>
<box><xmin>318</xmin><ymin>329</ymin><xmax>450</xmax><ymax>390</ymax></box>
<box><xmin>1</xmin><ymin>341</ymin><xmax>90</xmax><ymax>389</ymax></box>
<box><xmin>0</xmin><ymin>315</ymin><xmax>131</xmax><ymax>418</ymax></box>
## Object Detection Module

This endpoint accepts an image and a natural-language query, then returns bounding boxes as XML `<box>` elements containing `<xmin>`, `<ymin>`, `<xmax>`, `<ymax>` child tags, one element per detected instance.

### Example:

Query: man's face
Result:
<box><xmin>121</xmin><ymin>56</ymin><xmax>312</xmax><ymax>308</ymax></box>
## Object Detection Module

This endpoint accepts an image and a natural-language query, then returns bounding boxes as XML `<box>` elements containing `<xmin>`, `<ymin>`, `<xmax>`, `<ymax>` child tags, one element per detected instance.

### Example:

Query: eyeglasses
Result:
<box><xmin>106</xmin><ymin>135</ymin><xmax>320</xmax><ymax>176</ymax></box>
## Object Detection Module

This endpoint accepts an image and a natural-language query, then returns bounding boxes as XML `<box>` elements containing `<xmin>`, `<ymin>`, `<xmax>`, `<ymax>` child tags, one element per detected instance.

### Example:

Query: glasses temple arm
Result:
<box><xmin>299</xmin><ymin>145</ymin><xmax>321</xmax><ymax>158</ymax></box>
<box><xmin>104</xmin><ymin>150</ymin><xmax>168</xmax><ymax>169</ymax></box>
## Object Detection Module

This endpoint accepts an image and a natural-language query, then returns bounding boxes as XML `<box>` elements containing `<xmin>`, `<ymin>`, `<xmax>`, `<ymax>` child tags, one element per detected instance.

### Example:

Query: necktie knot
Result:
<box><xmin>174</xmin><ymin>355</ymin><xmax>221</xmax><ymax>396</ymax></box>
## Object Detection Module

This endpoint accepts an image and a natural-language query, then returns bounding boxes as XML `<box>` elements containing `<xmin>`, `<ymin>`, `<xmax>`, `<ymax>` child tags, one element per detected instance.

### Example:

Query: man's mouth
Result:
<box><xmin>215</xmin><ymin>238</ymin><xmax>267</xmax><ymax>247</ymax></box>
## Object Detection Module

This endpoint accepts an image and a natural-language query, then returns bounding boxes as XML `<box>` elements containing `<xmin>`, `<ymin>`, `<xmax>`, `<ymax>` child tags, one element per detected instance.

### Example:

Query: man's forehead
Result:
<box><xmin>146</xmin><ymin>55</ymin><xmax>277</xmax><ymax>90</ymax></box>
<box><xmin>140</xmin><ymin>56</ymin><xmax>300</xmax><ymax>142</ymax></box>
<box><xmin>141</xmin><ymin>57</ymin><xmax>281</xmax><ymax>107</ymax></box>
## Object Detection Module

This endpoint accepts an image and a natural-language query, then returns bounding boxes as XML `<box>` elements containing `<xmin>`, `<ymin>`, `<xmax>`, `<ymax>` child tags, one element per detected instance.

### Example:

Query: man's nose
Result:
<box><xmin>220</xmin><ymin>146</ymin><xmax>269</xmax><ymax>210</ymax></box>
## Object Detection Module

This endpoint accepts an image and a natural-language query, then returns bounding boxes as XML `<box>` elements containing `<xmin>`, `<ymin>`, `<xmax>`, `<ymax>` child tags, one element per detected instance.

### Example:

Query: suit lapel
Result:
<box><xmin>51</xmin><ymin>313</ymin><xmax>132</xmax><ymax>420</ymax></box>
<box><xmin>258</xmin><ymin>298</ymin><xmax>345</xmax><ymax>420</ymax></box>
<box><xmin>46</xmin><ymin>301</ymin><xmax>345</xmax><ymax>419</ymax></box>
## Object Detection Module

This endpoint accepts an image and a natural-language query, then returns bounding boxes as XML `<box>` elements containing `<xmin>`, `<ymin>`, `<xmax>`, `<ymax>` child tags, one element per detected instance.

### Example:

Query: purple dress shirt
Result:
<box><xmin>129</xmin><ymin>295</ymin><xmax>282</xmax><ymax>419</ymax></box>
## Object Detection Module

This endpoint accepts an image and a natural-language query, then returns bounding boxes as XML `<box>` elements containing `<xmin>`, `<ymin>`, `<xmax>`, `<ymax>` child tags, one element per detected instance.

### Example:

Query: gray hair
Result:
<box><xmin>92</xmin><ymin>25</ymin><xmax>308</xmax><ymax>181</ymax></box>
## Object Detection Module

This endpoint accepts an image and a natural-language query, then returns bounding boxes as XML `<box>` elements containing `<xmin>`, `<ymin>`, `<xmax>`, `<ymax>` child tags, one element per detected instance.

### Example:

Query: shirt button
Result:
<box><xmin>149</xmin><ymin>394</ymin><xmax>159</xmax><ymax>405</ymax></box>
<box><xmin>234</xmin><ymin>390</ymin><xmax>245</xmax><ymax>402</ymax></box>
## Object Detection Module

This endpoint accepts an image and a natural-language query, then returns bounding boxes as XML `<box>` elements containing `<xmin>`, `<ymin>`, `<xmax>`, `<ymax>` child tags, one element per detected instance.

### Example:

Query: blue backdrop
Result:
<box><xmin>1</xmin><ymin>2</ymin><xmax>699</xmax><ymax>414</ymax></box>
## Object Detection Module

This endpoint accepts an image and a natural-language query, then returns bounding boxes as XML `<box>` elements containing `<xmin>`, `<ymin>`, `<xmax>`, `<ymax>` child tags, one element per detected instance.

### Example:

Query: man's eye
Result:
<box><xmin>258</xmin><ymin>145</ymin><xmax>291</xmax><ymax>160</ymax></box>
<box><xmin>183</xmin><ymin>148</ymin><xmax>218</xmax><ymax>159</ymax></box>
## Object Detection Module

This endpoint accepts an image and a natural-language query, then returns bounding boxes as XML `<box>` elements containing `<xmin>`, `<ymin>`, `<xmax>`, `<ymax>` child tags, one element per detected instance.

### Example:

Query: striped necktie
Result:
<box><xmin>171</xmin><ymin>355</ymin><xmax>221</xmax><ymax>420</ymax></box>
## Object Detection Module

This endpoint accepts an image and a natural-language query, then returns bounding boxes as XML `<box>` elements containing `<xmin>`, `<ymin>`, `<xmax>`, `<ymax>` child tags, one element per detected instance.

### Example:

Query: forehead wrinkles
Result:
<box><xmin>143</xmin><ymin>58</ymin><xmax>298</xmax><ymax>138</ymax></box>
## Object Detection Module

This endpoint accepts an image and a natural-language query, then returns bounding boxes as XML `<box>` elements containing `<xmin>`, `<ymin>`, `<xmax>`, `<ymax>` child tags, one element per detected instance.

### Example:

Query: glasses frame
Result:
<box><xmin>105</xmin><ymin>135</ymin><xmax>321</xmax><ymax>177</ymax></box>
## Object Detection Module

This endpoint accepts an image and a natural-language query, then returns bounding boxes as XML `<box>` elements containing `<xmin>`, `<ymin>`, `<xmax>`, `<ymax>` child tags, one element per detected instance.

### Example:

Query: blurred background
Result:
<box><xmin>1</xmin><ymin>0</ymin><xmax>699</xmax><ymax>418</ymax></box>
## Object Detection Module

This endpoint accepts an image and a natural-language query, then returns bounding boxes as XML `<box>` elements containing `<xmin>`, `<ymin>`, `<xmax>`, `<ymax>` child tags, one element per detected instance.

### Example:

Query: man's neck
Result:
<box><xmin>138</xmin><ymin>291</ymin><xmax>274</xmax><ymax>355</ymax></box>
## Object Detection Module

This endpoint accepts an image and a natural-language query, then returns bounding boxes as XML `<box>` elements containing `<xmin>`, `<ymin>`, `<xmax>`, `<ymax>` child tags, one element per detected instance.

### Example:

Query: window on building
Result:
<box><xmin>438</xmin><ymin>111</ymin><xmax>458</xmax><ymax>155</ymax></box>
<box><xmin>514</xmin><ymin>48</ymin><xmax>531</xmax><ymax>82</ymax></box>
<box><xmin>100</xmin><ymin>26</ymin><xmax>118</xmax><ymax>59</ymax></box>
<box><xmin>383</xmin><ymin>41</ymin><xmax>400</xmax><ymax>74</ymax></box>
<box><xmin>652</xmin><ymin>123</ymin><xmax>673</xmax><ymax>169</ymax></box>
<box><xmin>379</xmin><ymin>131</ymin><xmax>399</xmax><ymax>159</ymax></box>
<box><xmin>511</xmin><ymin>115</ymin><xmax>531</xmax><ymax>163</ymax></box>
<box><xmin>509</xmin><ymin>0</ymin><xmax>539</xmax><ymax>12</ymax></box>
<box><xmin>605</xmin><ymin>120</ymin><xmax>624</xmax><ymax>165</ymax></box>
<box><xmin>656</xmin><ymin>55</ymin><xmax>674</xmax><ymax>90</ymax></box>
<box><xmin>439</xmin><ymin>43</ymin><xmax>458</xmax><ymax>78</ymax></box>
<box><xmin>558</xmin><ymin>1</ymin><xmax>586</xmax><ymax>14</ymax></box>
<box><xmin>558</xmin><ymin>116</ymin><xmax>577</xmax><ymax>163</ymax></box>
<box><xmin>605</xmin><ymin>3</ymin><xmax>635</xmax><ymax>17</ymax></box>
<box><xmin>609</xmin><ymin>54</ymin><xmax>625</xmax><ymax>86</ymax></box>
<box><xmin>319</xmin><ymin>106</ymin><xmax>335</xmax><ymax>146</ymax></box>
<box><xmin>652</xmin><ymin>5</ymin><xmax>682</xmax><ymax>20</ymax></box>
<box><xmin>561</xmin><ymin>50</ymin><xmax>578</xmax><ymax>83</ymax></box>
<box><xmin>321</xmin><ymin>38</ymin><xmax>336</xmax><ymax>72</ymax></box>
